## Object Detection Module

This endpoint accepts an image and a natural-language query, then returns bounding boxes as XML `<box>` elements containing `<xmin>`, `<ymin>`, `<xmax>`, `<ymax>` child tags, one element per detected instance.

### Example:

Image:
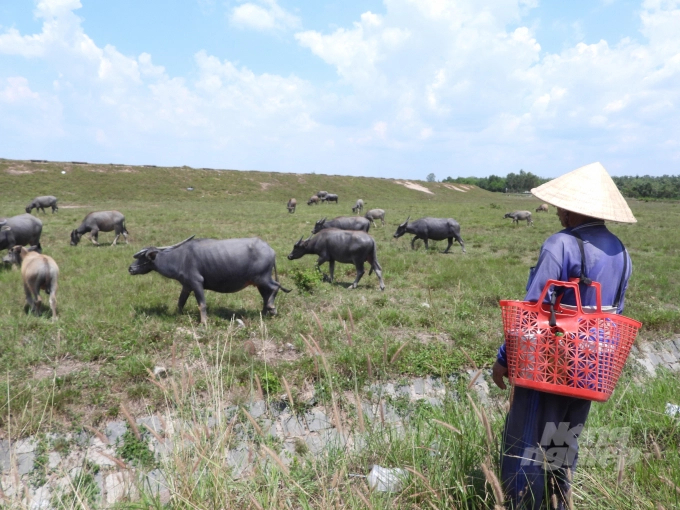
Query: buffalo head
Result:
<box><xmin>393</xmin><ymin>216</ymin><xmax>410</xmax><ymax>238</ymax></box>
<box><xmin>70</xmin><ymin>229</ymin><xmax>81</xmax><ymax>246</ymax></box>
<box><xmin>288</xmin><ymin>235</ymin><xmax>310</xmax><ymax>260</ymax></box>
<box><xmin>25</xmin><ymin>205</ymin><xmax>32</xmax><ymax>214</ymax></box>
<box><xmin>311</xmin><ymin>217</ymin><xmax>327</xmax><ymax>234</ymax></box>
<box><xmin>0</xmin><ymin>223</ymin><xmax>12</xmax><ymax>250</ymax></box>
<box><xmin>128</xmin><ymin>235</ymin><xmax>196</xmax><ymax>275</ymax></box>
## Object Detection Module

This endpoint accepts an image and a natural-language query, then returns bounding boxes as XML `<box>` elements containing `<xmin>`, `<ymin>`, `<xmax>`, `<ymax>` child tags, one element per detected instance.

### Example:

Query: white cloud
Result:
<box><xmin>229</xmin><ymin>0</ymin><xmax>301</xmax><ymax>32</ymax></box>
<box><xmin>1</xmin><ymin>0</ymin><xmax>680</xmax><ymax>176</ymax></box>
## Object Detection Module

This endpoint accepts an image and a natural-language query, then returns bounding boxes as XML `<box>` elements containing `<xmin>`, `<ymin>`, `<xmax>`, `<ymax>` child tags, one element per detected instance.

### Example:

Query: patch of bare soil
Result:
<box><xmin>88</xmin><ymin>166</ymin><xmax>138</xmax><ymax>173</ymax></box>
<box><xmin>33</xmin><ymin>360</ymin><xmax>100</xmax><ymax>380</ymax></box>
<box><xmin>442</xmin><ymin>184</ymin><xmax>467</xmax><ymax>192</ymax></box>
<box><xmin>244</xmin><ymin>339</ymin><xmax>301</xmax><ymax>364</ymax></box>
<box><xmin>5</xmin><ymin>165</ymin><xmax>47</xmax><ymax>175</ymax></box>
<box><xmin>394</xmin><ymin>180</ymin><xmax>434</xmax><ymax>194</ymax></box>
<box><xmin>386</xmin><ymin>327</ymin><xmax>451</xmax><ymax>345</ymax></box>
<box><xmin>260</xmin><ymin>182</ymin><xmax>273</xmax><ymax>190</ymax></box>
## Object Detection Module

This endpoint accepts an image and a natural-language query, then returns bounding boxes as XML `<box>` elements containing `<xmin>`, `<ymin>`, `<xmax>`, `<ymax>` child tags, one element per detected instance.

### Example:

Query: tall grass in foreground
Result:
<box><xmin>94</xmin><ymin>326</ymin><xmax>678</xmax><ymax>509</ymax></box>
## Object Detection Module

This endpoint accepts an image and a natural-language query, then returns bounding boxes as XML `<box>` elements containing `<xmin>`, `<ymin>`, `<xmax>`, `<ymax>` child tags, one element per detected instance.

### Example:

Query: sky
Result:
<box><xmin>0</xmin><ymin>0</ymin><xmax>679</xmax><ymax>179</ymax></box>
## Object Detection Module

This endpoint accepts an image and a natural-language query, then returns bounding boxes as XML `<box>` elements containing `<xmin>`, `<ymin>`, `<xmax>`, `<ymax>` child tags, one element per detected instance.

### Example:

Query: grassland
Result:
<box><xmin>1</xmin><ymin>159</ymin><xmax>679</xmax><ymax>508</ymax></box>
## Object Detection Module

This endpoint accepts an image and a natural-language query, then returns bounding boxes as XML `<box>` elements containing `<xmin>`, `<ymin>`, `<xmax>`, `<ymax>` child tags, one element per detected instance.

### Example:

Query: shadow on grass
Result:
<box><xmin>135</xmin><ymin>304</ymin><xmax>264</xmax><ymax>322</ymax></box>
<box><xmin>211</xmin><ymin>306</ymin><xmax>263</xmax><ymax>321</ymax></box>
<box><xmin>135</xmin><ymin>304</ymin><xmax>176</xmax><ymax>318</ymax></box>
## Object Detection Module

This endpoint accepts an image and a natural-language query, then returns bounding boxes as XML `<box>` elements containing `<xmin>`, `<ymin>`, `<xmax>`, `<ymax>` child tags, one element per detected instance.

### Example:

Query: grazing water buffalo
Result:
<box><xmin>287</xmin><ymin>198</ymin><xmax>297</xmax><ymax>213</ymax></box>
<box><xmin>312</xmin><ymin>216</ymin><xmax>371</xmax><ymax>234</ymax></box>
<box><xmin>129</xmin><ymin>236</ymin><xmax>290</xmax><ymax>324</ymax></box>
<box><xmin>317</xmin><ymin>191</ymin><xmax>328</xmax><ymax>200</ymax></box>
<box><xmin>393</xmin><ymin>216</ymin><xmax>466</xmax><ymax>253</ymax></box>
<box><xmin>26</xmin><ymin>196</ymin><xmax>58</xmax><ymax>214</ymax></box>
<box><xmin>504</xmin><ymin>210</ymin><xmax>534</xmax><ymax>226</ymax></box>
<box><xmin>1</xmin><ymin>214</ymin><xmax>43</xmax><ymax>263</ymax></box>
<box><xmin>324</xmin><ymin>193</ymin><xmax>339</xmax><ymax>204</ymax></box>
<box><xmin>288</xmin><ymin>229</ymin><xmax>384</xmax><ymax>290</ymax></box>
<box><xmin>12</xmin><ymin>245</ymin><xmax>59</xmax><ymax>319</ymax></box>
<box><xmin>536</xmin><ymin>203</ymin><xmax>549</xmax><ymax>213</ymax></box>
<box><xmin>352</xmin><ymin>199</ymin><xmax>364</xmax><ymax>214</ymax></box>
<box><xmin>307</xmin><ymin>195</ymin><xmax>320</xmax><ymax>205</ymax></box>
<box><xmin>71</xmin><ymin>211</ymin><xmax>128</xmax><ymax>246</ymax></box>
<box><xmin>364</xmin><ymin>209</ymin><xmax>386</xmax><ymax>227</ymax></box>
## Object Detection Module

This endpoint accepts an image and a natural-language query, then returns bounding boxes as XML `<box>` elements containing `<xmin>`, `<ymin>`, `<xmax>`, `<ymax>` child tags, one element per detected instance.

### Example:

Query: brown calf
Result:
<box><xmin>11</xmin><ymin>245</ymin><xmax>59</xmax><ymax>319</ymax></box>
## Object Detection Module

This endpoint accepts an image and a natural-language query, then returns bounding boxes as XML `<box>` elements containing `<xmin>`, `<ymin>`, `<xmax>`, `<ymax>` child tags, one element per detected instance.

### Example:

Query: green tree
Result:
<box><xmin>426</xmin><ymin>173</ymin><xmax>436</xmax><ymax>182</ymax></box>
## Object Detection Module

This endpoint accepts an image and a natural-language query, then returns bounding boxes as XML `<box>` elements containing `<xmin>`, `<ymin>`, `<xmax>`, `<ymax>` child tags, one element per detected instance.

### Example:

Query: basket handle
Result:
<box><xmin>537</xmin><ymin>278</ymin><xmax>603</xmax><ymax>326</ymax></box>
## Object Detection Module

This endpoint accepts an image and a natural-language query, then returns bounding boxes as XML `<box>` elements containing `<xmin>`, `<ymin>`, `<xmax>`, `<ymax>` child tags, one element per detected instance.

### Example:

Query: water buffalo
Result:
<box><xmin>312</xmin><ymin>216</ymin><xmax>370</xmax><ymax>234</ymax></box>
<box><xmin>317</xmin><ymin>191</ymin><xmax>328</xmax><ymax>200</ymax></box>
<box><xmin>129</xmin><ymin>236</ymin><xmax>290</xmax><ymax>324</ymax></box>
<box><xmin>26</xmin><ymin>196</ymin><xmax>58</xmax><ymax>214</ymax></box>
<box><xmin>393</xmin><ymin>216</ymin><xmax>466</xmax><ymax>253</ymax></box>
<box><xmin>352</xmin><ymin>199</ymin><xmax>364</xmax><ymax>214</ymax></box>
<box><xmin>307</xmin><ymin>195</ymin><xmax>320</xmax><ymax>205</ymax></box>
<box><xmin>504</xmin><ymin>210</ymin><xmax>534</xmax><ymax>226</ymax></box>
<box><xmin>536</xmin><ymin>203</ymin><xmax>549</xmax><ymax>213</ymax></box>
<box><xmin>288</xmin><ymin>229</ymin><xmax>384</xmax><ymax>290</ymax></box>
<box><xmin>364</xmin><ymin>209</ymin><xmax>386</xmax><ymax>227</ymax></box>
<box><xmin>11</xmin><ymin>245</ymin><xmax>59</xmax><ymax>319</ymax></box>
<box><xmin>287</xmin><ymin>198</ymin><xmax>297</xmax><ymax>213</ymax></box>
<box><xmin>324</xmin><ymin>193</ymin><xmax>339</xmax><ymax>204</ymax></box>
<box><xmin>71</xmin><ymin>211</ymin><xmax>129</xmax><ymax>246</ymax></box>
<box><xmin>0</xmin><ymin>214</ymin><xmax>43</xmax><ymax>263</ymax></box>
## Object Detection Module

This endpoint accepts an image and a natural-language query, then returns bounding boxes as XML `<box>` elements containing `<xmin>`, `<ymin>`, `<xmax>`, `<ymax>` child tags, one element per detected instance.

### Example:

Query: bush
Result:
<box><xmin>290</xmin><ymin>267</ymin><xmax>323</xmax><ymax>292</ymax></box>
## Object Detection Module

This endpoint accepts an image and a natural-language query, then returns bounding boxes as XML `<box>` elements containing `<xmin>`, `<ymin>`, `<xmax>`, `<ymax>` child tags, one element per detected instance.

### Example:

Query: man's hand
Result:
<box><xmin>492</xmin><ymin>361</ymin><xmax>509</xmax><ymax>390</ymax></box>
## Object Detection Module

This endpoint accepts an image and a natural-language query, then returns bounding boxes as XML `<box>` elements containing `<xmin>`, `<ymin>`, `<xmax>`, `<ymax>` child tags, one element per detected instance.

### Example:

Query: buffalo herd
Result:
<box><xmin>2</xmin><ymin>188</ymin><xmax>541</xmax><ymax>322</ymax></box>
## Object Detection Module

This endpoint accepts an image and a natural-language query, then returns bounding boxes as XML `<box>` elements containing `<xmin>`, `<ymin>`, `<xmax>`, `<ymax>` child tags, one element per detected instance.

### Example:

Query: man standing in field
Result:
<box><xmin>492</xmin><ymin>162</ymin><xmax>636</xmax><ymax>509</ymax></box>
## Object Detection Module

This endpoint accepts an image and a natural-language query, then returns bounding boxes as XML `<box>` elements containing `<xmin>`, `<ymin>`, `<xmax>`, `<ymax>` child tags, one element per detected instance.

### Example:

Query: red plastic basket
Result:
<box><xmin>499</xmin><ymin>278</ymin><xmax>642</xmax><ymax>402</ymax></box>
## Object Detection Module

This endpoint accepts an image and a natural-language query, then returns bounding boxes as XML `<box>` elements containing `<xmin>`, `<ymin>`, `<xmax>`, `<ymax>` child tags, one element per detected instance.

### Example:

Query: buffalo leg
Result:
<box><xmin>258</xmin><ymin>282</ymin><xmax>279</xmax><ymax>316</ymax></box>
<box><xmin>444</xmin><ymin>237</ymin><xmax>453</xmax><ymax>253</ymax></box>
<box><xmin>49</xmin><ymin>284</ymin><xmax>58</xmax><ymax>320</ymax></box>
<box><xmin>328</xmin><ymin>260</ymin><xmax>335</xmax><ymax>283</ymax></box>
<box><xmin>455</xmin><ymin>233</ymin><xmax>466</xmax><ymax>253</ymax></box>
<box><xmin>192</xmin><ymin>285</ymin><xmax>208</xmax><ymax>325</ymax></box>
<box><xmin>112</xmin><ymin>234</ymin><xmax>120</xmax><ymax>246</ymax></box>
<box><xmin>177</xmin><ymin>286</ymin><xmax>192</xmax><ymax>313</ymax></box>
<box><xmin>423</xmin><ymin>238</ymin><xmax>429</xmax><ymax>250</ymax></box>
<box><xmin>90</xmin><ymin>230</ymin><xmax>100</xmax><ymax>245</ymax></box>
<box><xmin>23</xmin><ymin>282</ymin><xmax>36</xmax><ymax>314</ymax></box>
<box><xmin>350</xmin><ymin>263</ymin><xmax>365</xmax><ymax>289</ymax></box>
<box><xmin>371</xmin><ymin>262</ymin><xmax>385</xmax><ymax>291</ymax></box>
<box><xmin>411</xmin><ymin>236</ymin><xmax>418</xmax><ymax>250</ymax></box>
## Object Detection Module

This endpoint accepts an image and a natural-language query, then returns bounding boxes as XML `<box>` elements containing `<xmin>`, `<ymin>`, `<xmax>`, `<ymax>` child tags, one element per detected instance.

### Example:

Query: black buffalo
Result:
<box><xmin>129</xmin><ymin>236</ymin><xmax>290</xmax><ymax>324</ymax></box>
<box><xmin>288</xmin><ymin>229</ymin><xmax>384</xmax><ymax>290</ymax></box>
<box><xmin>393</xmin><ymin>216</ymin><xmax>466</xmax><ymax>253</ymax></box>
<box><xmin>1</xmin><ymin>214</ymin><xmax>43</xmax><ymax>264</ymax></box>
<box><xmin>312</xmin><ymin>216</ymin><xmax>370</xmax><ymax>234</ymax></box>
<box><xmin>26</xmin><ymin>196</ymin><xmax>58</xmax><ymax>214</ymax></box>
<box><xmin>71</xmin><ymin>211</ymin><xmax>128</xmax><ymax>246</ymax></box>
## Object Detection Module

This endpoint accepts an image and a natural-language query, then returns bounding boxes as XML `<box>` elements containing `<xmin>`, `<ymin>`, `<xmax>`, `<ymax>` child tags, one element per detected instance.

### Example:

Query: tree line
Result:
<box><xmin>442</xmin><ymin>170</ymin><xmax>547</xmax><ymax>193</ymax></box>
<box><xmin>442</xmin><ymin>172</ymin><xmax>680</xmax><ymax>200</ymax></box>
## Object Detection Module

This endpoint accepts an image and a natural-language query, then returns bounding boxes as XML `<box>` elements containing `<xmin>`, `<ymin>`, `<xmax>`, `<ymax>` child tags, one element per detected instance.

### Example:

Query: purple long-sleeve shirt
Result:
<box><xmin>497</xmin><ymin>221</ymin><xmax>632</xmax><ymax>367</ymax></box>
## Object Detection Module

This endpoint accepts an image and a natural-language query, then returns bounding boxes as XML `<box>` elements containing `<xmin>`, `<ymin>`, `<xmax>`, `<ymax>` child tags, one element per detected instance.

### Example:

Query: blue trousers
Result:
<box><xmin>500</xmin><ymin>387</ymin><xmax>591</xmax><ymax>509</ymax></box>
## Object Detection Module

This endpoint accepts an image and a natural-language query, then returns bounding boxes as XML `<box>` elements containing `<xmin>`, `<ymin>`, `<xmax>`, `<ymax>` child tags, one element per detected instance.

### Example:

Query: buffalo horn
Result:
<box><xmin>132</xmin><ymin>248</ymin><xmax>149</xmax><ymax>259</ymax></box>
<box><xmin>0</xmin><ymin>219</ymin><xmax>6</xmax><ymax>226</ymax></box>
<box><xmin>157</xmin><ymin>235</ymin><xmax>196</xmax><ymax>251</ymax></box>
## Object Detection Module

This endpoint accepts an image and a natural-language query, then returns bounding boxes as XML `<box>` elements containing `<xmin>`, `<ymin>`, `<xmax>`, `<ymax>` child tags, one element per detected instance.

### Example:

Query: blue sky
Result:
<box><xmin>1</xmin><ymin>0</ymin><xmax>678</xmax><ymax>179</ymax></box>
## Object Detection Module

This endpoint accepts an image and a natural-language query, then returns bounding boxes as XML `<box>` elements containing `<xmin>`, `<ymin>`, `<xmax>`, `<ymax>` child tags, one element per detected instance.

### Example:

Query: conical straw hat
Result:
<box><xmin>531</xmin><ymin>162</ymin><xmax>637</xmax><ymax>223</ymax></box>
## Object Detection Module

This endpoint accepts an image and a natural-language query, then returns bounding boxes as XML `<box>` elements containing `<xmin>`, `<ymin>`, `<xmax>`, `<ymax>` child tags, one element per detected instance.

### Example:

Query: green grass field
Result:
<box><xmin>1</xmin><ymin>159</ymin><xmax>679</xmax><ymax>508</ymax></box>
